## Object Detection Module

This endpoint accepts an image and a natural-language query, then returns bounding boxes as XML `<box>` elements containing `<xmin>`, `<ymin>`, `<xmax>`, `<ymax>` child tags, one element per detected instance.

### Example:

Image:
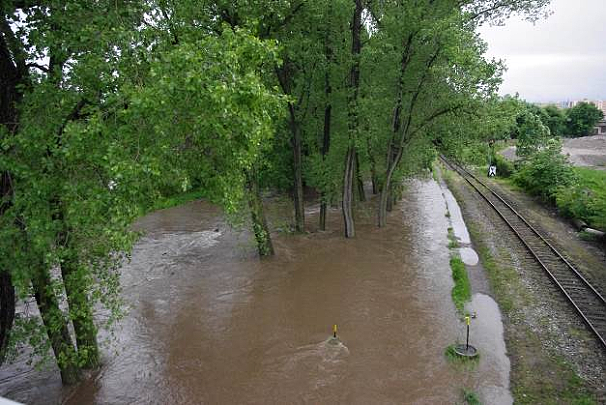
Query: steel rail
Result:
<box><xmin>440</xmin><ymin>155</ymin><xmax>606</xmax><ymax>350</ymax></box>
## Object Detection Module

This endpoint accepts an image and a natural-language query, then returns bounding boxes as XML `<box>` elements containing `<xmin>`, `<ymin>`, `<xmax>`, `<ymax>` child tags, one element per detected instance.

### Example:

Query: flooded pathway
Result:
<box><xmin>1</xmin><ymin>178</ymin><xmax>511</xmax><ymax>404</ymax></box>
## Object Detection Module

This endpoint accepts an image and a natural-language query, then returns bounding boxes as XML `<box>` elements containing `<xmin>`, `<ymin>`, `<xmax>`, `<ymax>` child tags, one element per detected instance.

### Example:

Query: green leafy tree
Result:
<box><xmin>565</xmin><ymin>101</ymin><xmax>604</xmax><ymax>137</ymax></box>
<box><xmin>514</xmin><ymin>110</ymin><xmax>550</xmax><ymax>158</ymax></box>
<box><xmin>543</xmin><ymin>105</ymin><xmax>566</xmax><ymax>137</ymax></box>
<box><xmin>1</xmin><ymin>0</ymin><xmax>283</xmax><ymax>383</ymax></box>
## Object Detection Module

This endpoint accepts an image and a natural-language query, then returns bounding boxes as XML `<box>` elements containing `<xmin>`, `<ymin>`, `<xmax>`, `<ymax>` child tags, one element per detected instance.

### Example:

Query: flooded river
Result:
<box><xmin>1</xmin><ymin>179</ymin><xmax>511</xmax><ymax>404</ymax></box>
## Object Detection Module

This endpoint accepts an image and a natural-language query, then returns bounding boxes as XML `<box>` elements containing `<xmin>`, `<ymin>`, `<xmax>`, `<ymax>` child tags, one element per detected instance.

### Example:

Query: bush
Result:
<box><xmin>513</xmin><ymin>139</ymin><xmax>575</xmax><ymax>202</ymax></box>
<box><xmin>556</xmin><ymin>184</ymin><xmax>593</xmax><ymax>223</ymax></box>
<box><xmin>555</xmin><ymin>168</ymin><xmax>606</xmax><ymax>231</ymax></box>
<box><xmin>494</xmin><ymin>154</ymin><xmax>514</xmax><ymax>177</ymax></box>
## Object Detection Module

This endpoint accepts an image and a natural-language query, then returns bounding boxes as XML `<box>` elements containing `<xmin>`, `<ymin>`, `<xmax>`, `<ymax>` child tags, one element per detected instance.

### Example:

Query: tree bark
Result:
<box><xmin>32</xmin><ymin>266</ymin><xmax>80</xmax><ymax>385</ymax></box>
<box><xmin>288</xmin><ymin>105</ymin><xmax>305</xmax><ymax>233</ymax></box>
<box><xmin>342</xmin><ymin>146</ymin><xmax>356</xmax><ymax>238</ymax></box>
<box><xmin>246</xmin><ymin>169</ymin><xmax>274</xmax><ymax>257</ymax></box>
<box><xmin>355</xmin><ymin>152</ymin><xmax>365</xmax><ymax>202</ymax></box>
<box><xmin>342</xmin><ymin>0</ymin><xmax>363</xmax><ymax>238</ymax></box>
<box><xmin>319</xmin><ymin>36</ymin><xmax>333</xmax><ymax>231</ymax></box>
<box><xmin>275</xmin><ymin>64</ymin><xmax>305</xmax><ymax>234</ymax></box>
<box><xmin>378</xmin><ymin>148</ymin><xmax>403</xmax><ymax>227</ymax></box>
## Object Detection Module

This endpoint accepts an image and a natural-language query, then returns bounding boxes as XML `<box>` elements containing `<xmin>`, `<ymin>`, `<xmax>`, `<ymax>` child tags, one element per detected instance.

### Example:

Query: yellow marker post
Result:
<box><xmin>465</xmin><ymin>316</ymin><xmax>470</xmax><ymax>350</ymax></box>
<box><xmin>333</xmin><ymin>324</ymin><xmax>337</xmax><ymax>338</ymax></box>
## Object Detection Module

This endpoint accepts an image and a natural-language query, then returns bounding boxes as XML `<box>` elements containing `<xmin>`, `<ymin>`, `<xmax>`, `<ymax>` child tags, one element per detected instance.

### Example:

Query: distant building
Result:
<box><xmin>593</xmin><ymin>119</ymin><xmax>606</xmax><ymax>135</ymax></box>
<box><xmin>565</xmin><ymin>99</ymin><xmax>606</xmax><ymax>117</ymax></box>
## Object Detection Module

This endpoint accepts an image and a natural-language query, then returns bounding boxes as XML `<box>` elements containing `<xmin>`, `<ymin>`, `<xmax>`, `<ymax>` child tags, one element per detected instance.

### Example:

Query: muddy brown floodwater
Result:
<box><xmin>1</xmin><ymin>179</ymin><xmax>512</xmax><ymax>404</ymax></box>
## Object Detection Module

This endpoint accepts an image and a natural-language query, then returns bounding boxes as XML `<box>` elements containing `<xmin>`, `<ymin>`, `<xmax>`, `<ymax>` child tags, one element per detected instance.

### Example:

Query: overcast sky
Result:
<box><xmin>478</xmin><ymin>0</ymin><xmax>606</xmax><ymax>102</ymax></box>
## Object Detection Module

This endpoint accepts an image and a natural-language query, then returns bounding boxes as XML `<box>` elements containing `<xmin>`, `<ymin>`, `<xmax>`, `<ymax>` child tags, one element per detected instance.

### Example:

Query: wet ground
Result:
<box><xmin>1</xmin><ymin>179</ymin><xmax>511</xmax><ymax>404</ymax></box>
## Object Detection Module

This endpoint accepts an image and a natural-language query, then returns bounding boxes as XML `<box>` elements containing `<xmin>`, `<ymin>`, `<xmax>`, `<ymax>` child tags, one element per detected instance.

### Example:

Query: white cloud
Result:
<box><xmin>479</xmin><ymin>0</ymin><xmax>606</xmax><ymax>102</ymax></box>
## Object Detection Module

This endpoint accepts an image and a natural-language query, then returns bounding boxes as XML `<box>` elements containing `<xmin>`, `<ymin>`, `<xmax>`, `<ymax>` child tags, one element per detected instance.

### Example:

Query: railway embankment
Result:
<box><xmin>441</xmin><ymin>162</ymin><xmax>606</xmax><ymax>404</ymax></box>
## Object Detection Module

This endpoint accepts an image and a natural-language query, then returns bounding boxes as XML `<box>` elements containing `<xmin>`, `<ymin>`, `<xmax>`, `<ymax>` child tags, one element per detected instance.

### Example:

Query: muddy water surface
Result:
<box><xmin>2</xmin><ymin>179</ymin><xmax>510</xmax><ymax>404</ymax></box>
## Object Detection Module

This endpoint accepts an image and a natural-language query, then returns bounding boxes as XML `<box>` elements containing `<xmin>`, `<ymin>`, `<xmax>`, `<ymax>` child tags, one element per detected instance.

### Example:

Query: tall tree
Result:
<box><xmin>566</xmin><ymin>102</ymin><xmax>604</xmax><ymax>137</ymax></box>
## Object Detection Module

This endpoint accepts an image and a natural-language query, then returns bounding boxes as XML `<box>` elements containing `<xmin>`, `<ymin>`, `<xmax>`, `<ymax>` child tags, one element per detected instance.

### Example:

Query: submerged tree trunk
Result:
<box><xmin>288</xmin><ymin>104</ymin><xmax>305</xmax><ymax>233</ymax></box>
<box><xmin>342</xmin><ymin>146</ymin><xmax>356</xmax><ymax>238</ymax></box>
<box><xmin>60</xmin><ymin>255</ymin><xmax>99</xmax><ymax>369</ymax></box>
<box><xmin>0</xmin><ymin>14</ymin><xmax>27</xmax><ymax>365</ymax></box>
<box><xmin>32</xmin><ymin>267</ymin><xmax>80</xmax><ymax>385</ymax></box>
<box><xmin>342</xmin><ymin>0</ymin><xmax>363</xmax><ymax>238</ymax></box>
<box><xmin>0</xmin><ymin>271</ymin><xmax>14</xmax><ymax>364</ymax></box>
<box><xmin>319</xmin><ymin>39</ymin><xmax>333</xmax><ymax>231</ymax></box>
<box><xmin>319</xmin><ymin>97</ymin><xmax>332</xmax><ymax>231</ymax></box>
<box><xmin>246</xmin><ymin>170</ymin><xmax>275</xmax><ymax>257</ymax></box>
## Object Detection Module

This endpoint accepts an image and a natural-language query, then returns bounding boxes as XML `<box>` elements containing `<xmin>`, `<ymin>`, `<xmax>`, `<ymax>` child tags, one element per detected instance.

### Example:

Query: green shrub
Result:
<box><xmin>555</xmin><ymin>168</ymin><xmax>606</xmax><ymax>231</ymax></box>
<box><xmin>494</xmin><ymin>154</ymin><xmax>515</xmax><ymax>177</ymax></box>
<box><xmin>513</xmin><ymin>139</ymin><xmax>575</xmax><ymax>202</ymax></box>
<box><xmin>556</xmin><ymin>184</ymin><xmax>592</xmax><ymax>222</ymax></box>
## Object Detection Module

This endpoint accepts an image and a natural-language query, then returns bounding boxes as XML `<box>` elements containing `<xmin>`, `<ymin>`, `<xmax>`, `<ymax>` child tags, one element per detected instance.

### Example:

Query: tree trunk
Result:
<box><xmin>342</xmin><ymin>0</ymin><xmax>363</xmax><ymax>238</ymax></box>
<box><xmin>246</xmin><ymin>170</ymin><xmax>274</xmax><ymax>257</ymax></box>
<box><xmin>60</xmin><ymin>256</ymin><xmax>99</xmax><ymax>369</ymax></box>
<box><xmin>32</xmin><ymin>267</ymin><xmax>80</xmax><ymax>385</ymax></box>
<box><xmin>319</xmin><ymin>42</ymin><xmax>333</xmax><ymax>231</ymax></box>
<box><xmin>355</xmin><ymin>152</ymin><xmax>365</xmax><ymax>202</ymax></box>
<box><xmin>0</xmin><ymin>15</ymin><xmax>27</xmax><ymax>365</ymax></box>
<box><xmin>0</xmin><ymin>271</ymin><xmax>14</xmax><ymax>364</ymax></box>
<box><xmin>342</xmin><ymin>146</ymin><xmax>356</xmax><ymax>238</ymax></box>
<box><xmin>378</xmin><ymin>148</ymin><xmax>403</xmax><ymax>227</ymax></box>
<box><xmin>288</xmin><ymin>105</ymin><xmax>305</xmax><ymax>233</ymax></box>
<box><xmin>367</xmin><ymin>138</ymin><xmax>378</xmax><ymax>195</ymax></box>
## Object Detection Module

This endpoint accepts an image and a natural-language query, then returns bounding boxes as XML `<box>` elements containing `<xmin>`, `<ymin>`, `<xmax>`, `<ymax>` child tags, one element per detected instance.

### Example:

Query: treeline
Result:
<box><xmin>485</xmin><ymin>98</ymin><xmax>606</xmax><ymax>232</ymax></box>
<box><xmin>0</xmin><ymin>0</ymin><xmax>550</xmax><ymax>384</ymax></box>
<box><xmin>514</xmin><ymin>99</ymin><xmax>603</xmax><ymax>138</ymax></box>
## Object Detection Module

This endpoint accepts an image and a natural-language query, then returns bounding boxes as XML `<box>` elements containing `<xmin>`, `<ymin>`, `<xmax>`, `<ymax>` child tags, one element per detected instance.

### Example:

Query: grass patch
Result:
<box><xmin>145</xmin><ymin>188</ymin><xmax>205</xmax><ymax>214</ymax></box>
<box><xmin>463</xmin><ymin>389</ymin><xmax>482</xmax><ymax>405</ymax></box>
<box><xmin>444</xmin><ymin>344</ymin><xmax>480</xmax><ymax>370</ymax></box>
<box><xmin>450</xmin><ymin>256</ymin><xmax>471</xmax><ymax>313</ymax></box>
<box><xmin>575</xmin><ymin>167</ymin><xmax>606</xmax><ymax>190</ymax></box>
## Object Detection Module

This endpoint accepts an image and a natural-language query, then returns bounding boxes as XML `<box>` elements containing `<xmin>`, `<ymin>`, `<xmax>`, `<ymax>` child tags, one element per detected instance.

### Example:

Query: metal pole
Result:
<box><xmin>465</xmin><ymin>316</ymin><xmax>470</xmax><ymax>351</ymax></box>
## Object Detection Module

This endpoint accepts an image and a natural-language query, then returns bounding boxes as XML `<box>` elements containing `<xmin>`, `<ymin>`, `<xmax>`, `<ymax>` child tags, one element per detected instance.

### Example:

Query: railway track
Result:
<box><xmin>440</xmin><ymin>156</ymin><xmax>606</xmax><ymax>351</ymax></box>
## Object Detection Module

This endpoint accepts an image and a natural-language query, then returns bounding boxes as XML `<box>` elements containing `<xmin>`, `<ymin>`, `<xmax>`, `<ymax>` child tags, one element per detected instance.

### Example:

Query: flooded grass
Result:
<box><xmin>450</xmin><ymin>257</ymin><xmax>471</xmax><ymax>313</ymax></box>
<box><xmin>444</xmin><ymin>344</ymin><xmax>480</xmax><ymax>369</ymax></box>
<box><xmin>448</xmin><ymin>226</ymin><xmax>459</xmax><ymax>248</ymax></box>
<box><xmin>463</xmin><ymin>388</ymin><xmax>482</xmax><ymax>405</ymax></box>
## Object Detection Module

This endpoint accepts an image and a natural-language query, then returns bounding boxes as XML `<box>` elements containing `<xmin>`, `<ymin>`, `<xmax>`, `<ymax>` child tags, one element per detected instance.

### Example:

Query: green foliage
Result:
<box><xmin>565</xmin><ymin>102</ymin><xmax>604</xmax><ymax>138</ymax></box>
<box><xmin>463</xmin><ymin>389</ymin><xmax>482</xmax><ymax>405</ymax></box>
<box><xmin>1</xmin><ymin>2</ymin><xmax>284</xmax><ymax>373</ymax></box>
<box><xmin>514</xmin><ymin>110</ymin><xmax>550</xmax><ymax>158</ymax></box>
<box><xmin>556</xmin><ymin>168</ymin><xmax>606</xmax><ymax>230</ymax></box>
<box><xmin>542</xmin><ymin>105</ymin><xmax>566</xmax><ymax>137</ymax></box>
<box><xmin>494</xmin><ymin>154</ymin><xmax>514</xmax><ymax>177</ymax></box>
<box><xmin>0</xmin><ymin>0</ymin><xmax>557</xmax><ymax>383</ymax></box>
<box><xmin>513</xmin><ymin>139</ymin><xmax>575</xmax><ymax>202</ymax></box>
